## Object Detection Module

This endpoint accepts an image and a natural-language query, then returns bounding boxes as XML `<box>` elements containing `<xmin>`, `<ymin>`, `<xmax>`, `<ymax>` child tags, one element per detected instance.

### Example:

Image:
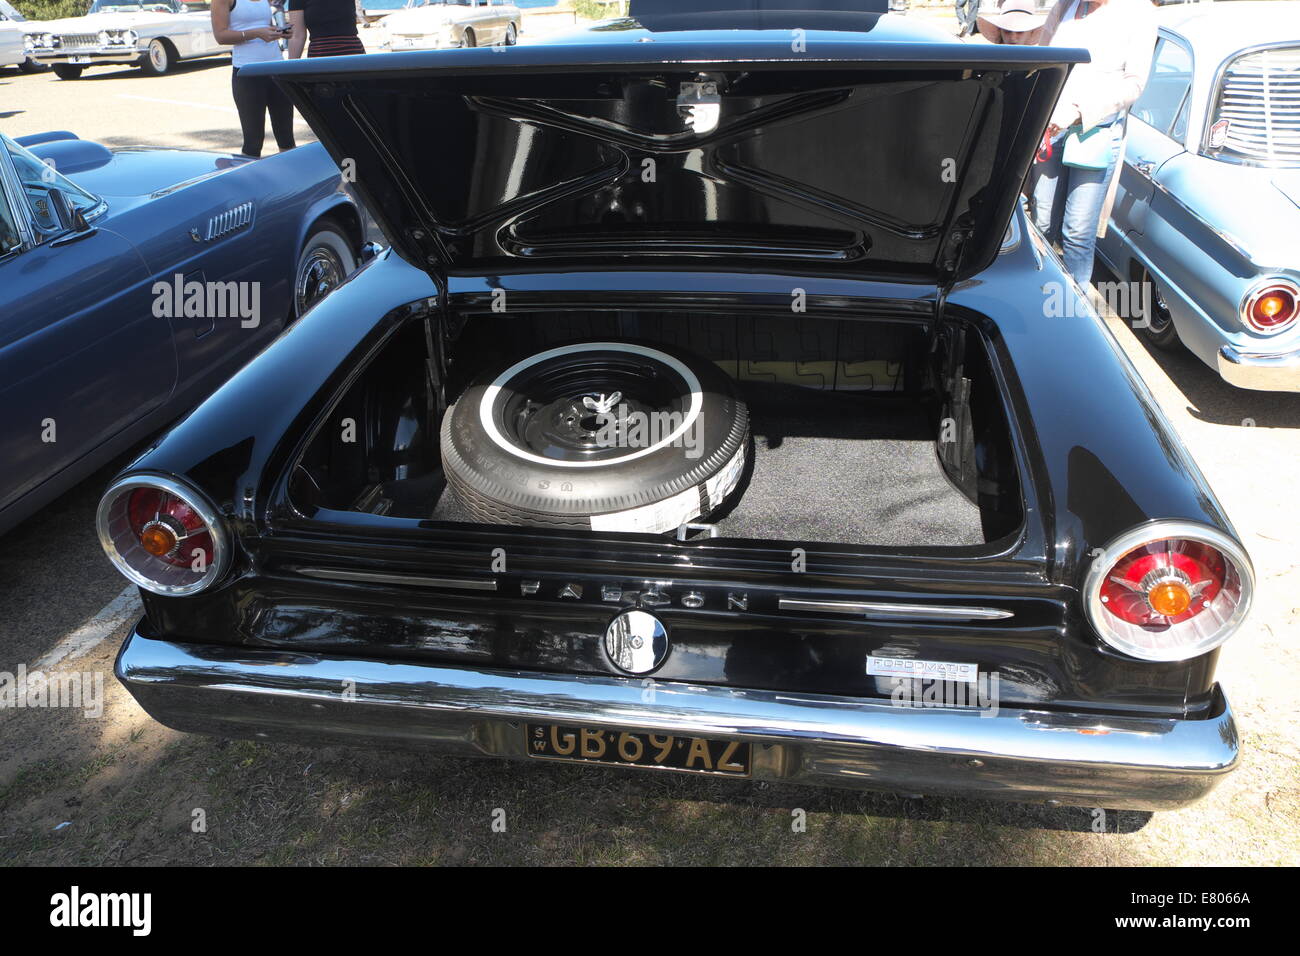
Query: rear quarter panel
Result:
<box><xmin>949</xmin><ymin>214</ymin><xmax>1238</xmax><ymax>583</ymax></box>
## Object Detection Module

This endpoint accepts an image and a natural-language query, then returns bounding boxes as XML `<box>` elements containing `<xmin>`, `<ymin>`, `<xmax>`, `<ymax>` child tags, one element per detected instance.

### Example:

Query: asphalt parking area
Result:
<box><xmin>1</xmin><ymin>22</ymin><xmax>1298</xmax><ymax>866</ymax></box>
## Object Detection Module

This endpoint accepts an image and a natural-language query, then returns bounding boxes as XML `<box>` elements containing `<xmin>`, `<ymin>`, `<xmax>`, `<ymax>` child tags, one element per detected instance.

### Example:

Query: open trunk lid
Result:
<box><xmin>249</xmin><ymin>17</ymin><xmax>1083</xmax><ymax>294</ymax></box>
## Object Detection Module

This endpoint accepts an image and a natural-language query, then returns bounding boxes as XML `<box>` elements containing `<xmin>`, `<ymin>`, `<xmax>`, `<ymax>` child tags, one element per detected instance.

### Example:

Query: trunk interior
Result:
<box><xmin>289</xmin><ymin>306</ymin><xmax>1024</xmax><ymax>549</ymax></box>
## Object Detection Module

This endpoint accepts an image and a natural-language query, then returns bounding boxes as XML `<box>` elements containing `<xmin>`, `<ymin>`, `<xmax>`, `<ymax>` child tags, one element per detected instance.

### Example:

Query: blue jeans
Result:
<box><xmin>1031</xmin><ymin>121</ymin><xmax>1124</xmax><ymax>286</ymax></box>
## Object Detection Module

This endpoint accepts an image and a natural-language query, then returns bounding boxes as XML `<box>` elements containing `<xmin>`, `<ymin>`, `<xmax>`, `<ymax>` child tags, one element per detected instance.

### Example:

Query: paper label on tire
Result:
<box><xmin>589</xmin><ymin>444</ymin><xmax>747</xmax><ymax>535</ymax></box>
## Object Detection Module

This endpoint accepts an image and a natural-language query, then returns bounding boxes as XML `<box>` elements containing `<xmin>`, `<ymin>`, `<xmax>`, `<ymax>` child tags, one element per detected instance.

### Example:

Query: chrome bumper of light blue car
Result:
<box><xmin>1217</xmin><ymin>344</ymin><xmax>1300</xmax><ymax>391</ymax></box>
<box><xmin>116</xmin><ymin>625</ymin><xmax>1239</xmax><ymax>811</ymax></box>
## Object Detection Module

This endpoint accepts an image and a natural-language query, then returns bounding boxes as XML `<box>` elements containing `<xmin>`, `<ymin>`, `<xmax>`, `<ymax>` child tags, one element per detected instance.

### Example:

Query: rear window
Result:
<box><xmin>1207</xmin><ymin>45</ymin><xmax>1300</xmax><ymax>166</ymax></box>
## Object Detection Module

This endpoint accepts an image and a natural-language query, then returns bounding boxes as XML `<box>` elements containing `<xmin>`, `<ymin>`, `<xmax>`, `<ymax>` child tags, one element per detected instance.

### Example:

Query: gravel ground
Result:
<box><xmin>1</xmin><ymin>14</ymin><xmax>1297</xmax><ymax>866</ymax></box>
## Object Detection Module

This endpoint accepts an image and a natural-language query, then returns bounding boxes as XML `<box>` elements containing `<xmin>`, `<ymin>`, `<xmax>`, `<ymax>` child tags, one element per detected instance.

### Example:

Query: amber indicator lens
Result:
<box><xmin>140</xmin><ymin>523</ymin><xmax>178</xmax><ymax>557</ymax></box>
<box><xmin>1147</xmin><ymin>580</ymin><xmax>1191</xmax><ymax>617</ymax></box>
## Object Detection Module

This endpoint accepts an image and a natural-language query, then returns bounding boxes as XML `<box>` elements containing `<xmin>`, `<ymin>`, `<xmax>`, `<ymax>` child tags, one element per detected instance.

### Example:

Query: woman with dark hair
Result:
<box><xmin>286</xmin><ymin>0</ymin><xmax>366</xmax><ymax>58</ymax></box>
<box><xmin>211</xmin><ymin>0</ymin><xmax>296</xmax><ymax>159</ymax></box>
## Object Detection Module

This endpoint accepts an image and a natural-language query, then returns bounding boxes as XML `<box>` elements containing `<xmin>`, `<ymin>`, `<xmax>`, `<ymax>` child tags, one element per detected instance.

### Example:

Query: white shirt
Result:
<box><xmin>1042</xmin><ymin>0</ymin><xmax>1158</xmax><ymax>131</ymax></box>
<box><xmin>230</xmin><ymin>0</ymin><xmax>284</xmax><ymax>69</ymax></box>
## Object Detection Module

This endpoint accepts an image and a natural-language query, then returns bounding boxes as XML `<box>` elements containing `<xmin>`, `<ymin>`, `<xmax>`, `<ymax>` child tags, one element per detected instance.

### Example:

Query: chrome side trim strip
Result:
<box><xmin>296</xmin><ymin>567</ymin><xmax>498</xmax><ymax>591</ymax></box>
<box><xmin>778</xmin><ymin>598</ymin><xmax>1014</xmax><ymax>621</ymax></box>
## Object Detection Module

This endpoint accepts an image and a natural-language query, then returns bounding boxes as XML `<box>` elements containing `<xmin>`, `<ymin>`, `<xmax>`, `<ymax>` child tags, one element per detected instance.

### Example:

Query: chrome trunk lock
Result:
<box><xmin>678</xmin><ymin>81</ymin><xmax>722</xmax><ymax>134</ymax></box>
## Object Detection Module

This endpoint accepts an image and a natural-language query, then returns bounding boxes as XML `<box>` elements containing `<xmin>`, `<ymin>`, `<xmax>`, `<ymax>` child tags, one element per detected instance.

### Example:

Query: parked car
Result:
<box><xmin>376</xmin><ymin>0</ymin><xmax>519</xmax><ymax>51</ymax></box>
<box><xmin>1</xmin><ymin>0</ymin><xmax>44</xmax><ymax>72</ymax></box>
<box><xmin>1097</xmin><ymin>1</ymin><xmax>1300</xmax><ymax>390</ymax></box>
<box><xmin>105</xmin><ymin>8</ymin><xmax>1248</xmax><ymax>812</ymax></box>
<box><xmin>24</xmin><ymin>0</ymin><xmax>228</xmax><ymax>80</ymax></box>
<box><xmin>0</xmin><ymin>132</ymin><xmax>363</xmax><ymax>536</ymax></box>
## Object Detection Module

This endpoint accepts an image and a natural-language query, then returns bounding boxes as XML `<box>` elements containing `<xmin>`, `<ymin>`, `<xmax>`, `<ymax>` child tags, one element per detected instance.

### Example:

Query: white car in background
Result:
<box><xmin>24</xmin><ymin>0</ymin><xmax>228</xmax><ymax>80</ymax></box>
<box><xmin>377</xmin><ymin>0</ymin><xmax>519</xmax><ymax>51</ymax></box>
<box><xmin>2</xmin><ymin>0</ymin><xmax>44</xmax><ymax>72</ymax></box>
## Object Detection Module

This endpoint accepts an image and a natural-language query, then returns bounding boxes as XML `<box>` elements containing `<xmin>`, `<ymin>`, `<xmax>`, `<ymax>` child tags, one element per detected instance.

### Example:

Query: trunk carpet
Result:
<box><xmin>430</xmin><ymin>384</ymin><xmax>984</xmax><ymax>547</ymax></box>
<box><xmin>706</xmin><ymin>385</ymin><xmax>984</xmax><ymax>547</ymax></box>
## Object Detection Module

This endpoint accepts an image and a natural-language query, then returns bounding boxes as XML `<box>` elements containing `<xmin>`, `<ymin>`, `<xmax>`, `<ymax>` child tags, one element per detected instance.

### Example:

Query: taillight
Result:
<box><xmin>1084</xmin><ymin>523</ymin><xmax>1253</xmax><ymax>662</ymax></box>
<box><xmin>96</xmin><ymin>476</ymin><xmax>230</xmax><ymax>595</ymax></box>
<box><xmin>1241</xmin><ymin>278</ymin><xmax>1300</xmax><ymax>334</ymax></box>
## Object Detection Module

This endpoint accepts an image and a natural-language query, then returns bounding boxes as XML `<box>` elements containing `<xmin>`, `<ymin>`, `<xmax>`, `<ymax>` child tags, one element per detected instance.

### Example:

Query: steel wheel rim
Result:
<box><xmin>295</xmin><ymin>245</ymin><xmax>344</xmax><ymax>316</ymax></box>
<box><xmin>480</xmin><ymin>344</ymin><xmax>704</xmax><ymax>467</ymax></box>
<box><xmin>1142</xmin><ymin>268</ymin><xmax>1173</xmax><ymax>335</ymax></box>
<box><xmin>149</xmin><ymin>39</ymin><xmax>167</xmax><ymax>70</ymax></box>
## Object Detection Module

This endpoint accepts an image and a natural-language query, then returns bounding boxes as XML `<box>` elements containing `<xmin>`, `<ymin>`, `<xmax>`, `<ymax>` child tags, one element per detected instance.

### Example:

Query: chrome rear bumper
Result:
<box><xmin>1217</xmin><ymin>344</ymin><xmax>1300</xmax><ymax>391</ymax></box>
<box><xmin>116</xmin><ymin>625</ymin><xmax>1238</xmax><ymax>811</ymax></box>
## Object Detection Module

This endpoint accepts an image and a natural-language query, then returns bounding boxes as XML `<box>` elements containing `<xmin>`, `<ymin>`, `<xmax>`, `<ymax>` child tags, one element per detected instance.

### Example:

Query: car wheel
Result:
<box><xmin>52</xmin><ymin>64</ymin><xmax>84</xmax><ymax>80</ymax></box>
<box><xmin>293</xmin><ymin>224</ymin><xmax>357</xmax><ymax>320</ymax></box>
<box><xmin>18</xmin><ymin>57</ymin><xmax>49</xmax><ymax>74</ymax></box>
<box><xmin>504</xmin><ymin>22</ymin><xmax>517</xmax><ymax>45</ymax></box>
<box><xmin>462</xmin><ymin>28</ymin><xmax>476</xmax><ymax>48</ymax></box>
<box><xmin>1134</xmin><ymin>265</ymin><xmax>1183</xmax><ymax>351</ymax></box>
<box><xmin>140</xmin><ymin>38</ymin><xmax>174</xmax><ymax>76</ymax></box>
<box><xmin>441</xmin><ymin>342</ymin><xmax>751</xmax><ymax>533</ymax></box>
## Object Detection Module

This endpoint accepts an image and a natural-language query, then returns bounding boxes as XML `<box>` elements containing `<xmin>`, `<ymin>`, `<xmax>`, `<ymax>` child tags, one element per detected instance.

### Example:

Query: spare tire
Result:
<box><xmin>440</xmin><ymin>341</ymin><xmax>749</xmax><ymax>533</ymax></box>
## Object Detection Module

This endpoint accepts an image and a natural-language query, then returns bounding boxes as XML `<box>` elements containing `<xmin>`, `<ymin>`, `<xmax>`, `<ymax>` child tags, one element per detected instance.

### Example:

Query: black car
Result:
<box><xmin>98</xmin><ymin>8</ymin><xmax>1249</xmax><ymax>811</ymax></box>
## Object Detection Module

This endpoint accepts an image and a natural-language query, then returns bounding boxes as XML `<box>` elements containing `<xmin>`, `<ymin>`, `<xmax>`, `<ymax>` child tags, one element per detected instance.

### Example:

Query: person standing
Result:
<box><xmin>211</xmin><ymin>0</ymin><xmax>297</xmax><ymax>159</ymax></box>
<box><xmin>1032</xmin><ymin>0</ymin><xmax>1156</xmax><ymax>286</ymax></box>
<box><xmin>974</xmin><ymin>0</ymin><xmax>1048</xmax><ymax>45</ymax></box>
<box><xmin>286</xmin><ymin>0</ymin><xmax>366</xmax><ymax>58</ymax></box>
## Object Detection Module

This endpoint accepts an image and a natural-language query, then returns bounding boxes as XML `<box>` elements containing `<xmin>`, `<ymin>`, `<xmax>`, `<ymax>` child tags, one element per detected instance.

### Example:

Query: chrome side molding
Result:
<box><xmin>296</xmin><ymin>567</ymin><xmax>498</xmax><ymax>591</ymax></box>
<box><xmin>778</xmin><ymin>598</ymin><xmax>1014</xmax><ymax>622</ymax></box>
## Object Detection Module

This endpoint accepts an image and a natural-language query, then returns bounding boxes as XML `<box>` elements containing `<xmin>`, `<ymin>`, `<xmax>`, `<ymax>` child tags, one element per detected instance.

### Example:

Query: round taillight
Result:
<box><xmin>1084</xmin><ymin>523</ymin><xmax>1253</xmax><ymax>662</ymax></box>
<box><xmin>1241</xmin><ymin>278</ymin><xmax>1300</xmax><ymax>334</ymax></box>
<box><xmin>96</xmin><ymin>476</ymin><xmax>230</xmax><ymax>596</ymax></box>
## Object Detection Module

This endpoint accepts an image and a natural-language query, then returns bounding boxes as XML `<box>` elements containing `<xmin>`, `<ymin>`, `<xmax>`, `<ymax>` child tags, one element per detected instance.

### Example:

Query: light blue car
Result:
<box><xmin>1097</xmin><ymin>0</ymin><xmax>1300</xmax><ymax>391</ymax></box>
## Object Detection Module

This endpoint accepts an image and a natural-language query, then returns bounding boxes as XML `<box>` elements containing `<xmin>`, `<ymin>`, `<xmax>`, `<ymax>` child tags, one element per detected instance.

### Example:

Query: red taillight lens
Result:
<box><xmin>1085</xmin><ymin>524</ymin><xmax>1253</xmax><ymax>662</ymax></box>
<box><xmin>1241</xmin><ymin>280</ymin><xmax>1300</xmax><ymax>334</ymax></box>
<box><xmin>97</xmin><ymin>477</ymin><xmax>228</xmax><ymax>595</ymax></box>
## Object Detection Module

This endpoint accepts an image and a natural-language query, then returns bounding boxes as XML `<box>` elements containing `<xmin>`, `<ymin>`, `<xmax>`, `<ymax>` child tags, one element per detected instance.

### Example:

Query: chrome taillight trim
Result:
<box><xmin>1240</xmin><ymin>276</ymin><xmax>1300</xmax><ymax>335</ymax></box>
<box><xmin>96</xmin><ymin>475</ymin><xmax>231</xmax><ymax>596</ymax></box>
<box><xmin>1083</xmin><ymin>521</ymin><xmax>1254</xmax><ymax>663</ymax></box>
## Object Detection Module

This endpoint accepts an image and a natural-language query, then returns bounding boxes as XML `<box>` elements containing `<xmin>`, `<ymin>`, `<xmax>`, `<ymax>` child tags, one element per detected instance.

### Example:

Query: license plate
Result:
<box><xmin>527</xmin><ymin>724</ymin><xmax>750</xmax><ymax>776</ymax></box>
<box><xmin>69</xmin><ymin>55</ymin><xmax>92</xmax><ymax>63</ymax></box>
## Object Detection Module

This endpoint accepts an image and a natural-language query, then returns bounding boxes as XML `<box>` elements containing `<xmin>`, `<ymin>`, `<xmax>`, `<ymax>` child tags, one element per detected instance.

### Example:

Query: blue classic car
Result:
<box><xmin>1098</xmin><ymin>1</ymin><xmax>1300</xmax><ymax>391</ymax></box>
<box><xmin>99</xmin><ymin>8</ymin><xmax>1252</xmax><ymax>811</ymax></box>
<box><xmin>0</xmin><ymin>133</ymin><xmax>363</xmax><ymax>535</ymax></box>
